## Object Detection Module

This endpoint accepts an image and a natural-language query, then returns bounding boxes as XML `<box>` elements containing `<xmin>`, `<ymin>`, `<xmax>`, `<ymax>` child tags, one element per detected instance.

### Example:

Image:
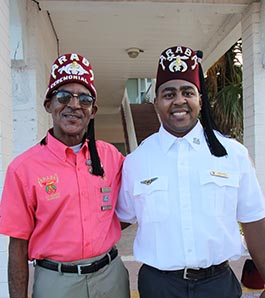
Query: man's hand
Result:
<box><xmin>242</xmin><ymin>219</ymin><xmax>265</xmax><ymax>287</ymax></box>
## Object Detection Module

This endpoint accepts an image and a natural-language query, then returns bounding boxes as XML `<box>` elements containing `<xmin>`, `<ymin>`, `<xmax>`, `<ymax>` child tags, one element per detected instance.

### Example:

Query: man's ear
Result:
<box><xmin>90</xmin><ymin>104</ymin><xmax>98</xmax><ymax>119</ymax></box>
<box><xmin>153</xmin><ymin>96</ymin><xmax>158</xmax><ymax>111</ymax></box>
<box><xmin>44</xmin><ymin>99</ymin><xmax>52</xmax><ymax>113</ymax></box>
<box><xmin>153</xmin><ymin>97</ymin><xmax>161</xmax><ymax>122</ymax></box>
<box><xmin>199</xmin><ymin>94</ymin><xmax>202</xmax><ymax>110</ymax></box>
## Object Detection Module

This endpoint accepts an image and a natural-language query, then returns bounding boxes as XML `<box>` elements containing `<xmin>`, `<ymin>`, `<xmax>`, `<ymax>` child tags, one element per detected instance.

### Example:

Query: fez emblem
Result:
<box><xmin>169</xmin><ymin>55</ymin><xmax>189</xmax><ymax>73</ymax></box>
<box><xmin>58</xmin><ymin>61</ymin><xmax>89</xmax><ymax>76</ymax></box>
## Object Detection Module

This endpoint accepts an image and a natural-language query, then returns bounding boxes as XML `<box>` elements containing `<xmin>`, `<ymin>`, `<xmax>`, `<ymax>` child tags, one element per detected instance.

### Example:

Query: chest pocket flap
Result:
<box><xmin>200</xmin><ymin>170</ymin><xmax>240</xmax><ymax>187</ymax></box>
<box><xmin>133</xmin><ymin>176</ymin><xmax>168</xmax><ymax>196</ymax></box>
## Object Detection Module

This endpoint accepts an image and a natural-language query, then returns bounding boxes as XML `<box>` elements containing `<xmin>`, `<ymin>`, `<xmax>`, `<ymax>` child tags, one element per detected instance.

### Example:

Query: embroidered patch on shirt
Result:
<box><xmin>38</xmin><ymin>174</ymin><xmax>60</xmax><ymax>200</ymax></box>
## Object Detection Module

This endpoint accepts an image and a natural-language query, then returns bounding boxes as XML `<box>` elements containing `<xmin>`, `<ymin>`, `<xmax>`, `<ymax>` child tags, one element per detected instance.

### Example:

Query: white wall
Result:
<box><xmin>242</xmin><ymin>2</ymin><xmax>265</xmax><ymax>194</ymax></box>
<box><xmin>0</xmin><ymin>0</ymin><xmax>12</xmax><ymax>296</ymax></box>
<box><xmin>11</xmin><ymin>0</ymin><xmax>57</xmax><ymax>157</ymax></box>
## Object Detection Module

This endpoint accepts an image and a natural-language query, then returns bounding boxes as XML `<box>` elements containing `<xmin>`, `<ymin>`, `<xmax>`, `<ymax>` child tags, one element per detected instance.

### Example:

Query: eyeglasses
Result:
<box><xmin>51</xmin><ymin>90</ymin><xmax>95</xmax><ymax>108</ymax></box>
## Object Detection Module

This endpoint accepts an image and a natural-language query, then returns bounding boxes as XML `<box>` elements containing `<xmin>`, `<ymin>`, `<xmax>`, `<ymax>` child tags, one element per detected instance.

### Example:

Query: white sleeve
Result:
<box><xmin>237</xmin><ymin>149</ymin><xmax>265</xmax><ymax>223</ymax></box>
<box><xmin>116</xmin><ymin>161</ymin><xmax>137</xmax><ymax>224</ymax></box>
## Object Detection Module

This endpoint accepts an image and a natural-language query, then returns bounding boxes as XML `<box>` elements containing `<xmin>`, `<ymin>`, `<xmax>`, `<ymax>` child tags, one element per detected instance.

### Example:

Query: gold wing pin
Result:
<box><xmin>140</xmin><ymin>177</ymin><xmax>158</xmax><ymax>185</ymax></box>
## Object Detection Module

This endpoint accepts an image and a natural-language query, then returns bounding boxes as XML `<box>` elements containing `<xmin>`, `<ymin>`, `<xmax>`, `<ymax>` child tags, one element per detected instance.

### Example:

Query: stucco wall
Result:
<box><xmin>11</xmin><ymin>0</ymin><xmax>57</xmax><ymax>157</ymax></box>
<box><xmin>0</xmin><ymin>0</ymin><xmax>12</xmax><ymax>296</ymax></box>
<box><xmin>242</xmin><ymin>2</ymin><xmax>265</xmax><ymax>193</ymax></box>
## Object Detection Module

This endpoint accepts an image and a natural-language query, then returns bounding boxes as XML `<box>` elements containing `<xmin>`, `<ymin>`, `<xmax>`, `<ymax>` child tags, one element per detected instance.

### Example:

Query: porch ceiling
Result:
<box><xmin>38</xmin><ymin>0</ymin><xmax>250</xmax><ymax>141</ymax></box>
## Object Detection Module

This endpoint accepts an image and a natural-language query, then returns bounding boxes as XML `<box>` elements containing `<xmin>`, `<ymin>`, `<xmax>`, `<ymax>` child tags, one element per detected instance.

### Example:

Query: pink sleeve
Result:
<box><xmin>0</xmin><ymin>165</ymin><xmax>35</xmax><ymax>239</ymax></box>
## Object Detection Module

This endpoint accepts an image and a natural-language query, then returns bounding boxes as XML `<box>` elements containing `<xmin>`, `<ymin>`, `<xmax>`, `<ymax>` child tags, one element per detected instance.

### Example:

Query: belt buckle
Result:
<box><xmin>183</xmin><ymin>267</ymin><xmax>200</xmax><ymax>280</ymax></box>
<box><xmin>77</xmin><ymin>263</ymin><xmax>92</xmax><ymax>275</ymax></box>
<box><xmin>106</xmin><ymin>252</ymin><xmax>111</xmax><ymax>264</ymax></box>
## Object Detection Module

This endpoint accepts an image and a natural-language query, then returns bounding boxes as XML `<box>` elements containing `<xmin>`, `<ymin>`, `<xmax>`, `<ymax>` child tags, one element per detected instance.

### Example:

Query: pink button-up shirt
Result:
<box><xmin>0</xmin><ymin>132</ymin><xmax>124</xmax><ymax>262</ymax></box>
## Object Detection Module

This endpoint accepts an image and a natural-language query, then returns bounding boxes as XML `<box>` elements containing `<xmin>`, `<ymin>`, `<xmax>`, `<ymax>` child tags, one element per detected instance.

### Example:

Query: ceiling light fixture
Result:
<box><xmin>126</xmin><ymin>47</ymin><xmax>144</xmax><ymax>58</ymax></box>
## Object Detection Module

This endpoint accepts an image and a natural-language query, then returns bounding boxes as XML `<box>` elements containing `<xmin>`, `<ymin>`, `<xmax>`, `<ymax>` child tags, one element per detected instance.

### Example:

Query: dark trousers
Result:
<box><xmin>138</xmin><ymin>264</ymin><xmax>242</xmax><ymax>298</ymax></box>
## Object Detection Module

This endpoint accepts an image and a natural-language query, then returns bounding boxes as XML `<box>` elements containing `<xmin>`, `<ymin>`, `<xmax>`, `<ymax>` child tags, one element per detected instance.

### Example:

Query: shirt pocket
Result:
<box><xmin>133</xmin><ymin>176</ymin><xmax>169</xmax><ymax>223</ymax></box>
<box><xmin>199</xmin><ymin>170</ymin><xmax>240</xmax><ymax>217</ymax></box>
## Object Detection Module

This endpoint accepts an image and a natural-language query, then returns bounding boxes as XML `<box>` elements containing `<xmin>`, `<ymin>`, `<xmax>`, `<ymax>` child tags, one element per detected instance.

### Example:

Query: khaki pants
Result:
<box><xmin>32</xmin><ymin>255</ymin><xmax>130</xmax><ymax>298</ymax></box>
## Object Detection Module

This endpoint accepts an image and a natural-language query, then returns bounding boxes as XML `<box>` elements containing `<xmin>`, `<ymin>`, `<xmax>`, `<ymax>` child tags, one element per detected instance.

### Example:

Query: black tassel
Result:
<box><xmin>40</xmin><ymin>136</ymin><xmax>47</xmax><ymax>145</ymax></box>
<box><xmin>87</xmin><ymin>119</ymin><xmax>104</xmax><ymax>177</ymax></box>
<box><xmin>196</xmin><ymin>51</ymin><xmax>227</xmax><ymax>157</ymax></box>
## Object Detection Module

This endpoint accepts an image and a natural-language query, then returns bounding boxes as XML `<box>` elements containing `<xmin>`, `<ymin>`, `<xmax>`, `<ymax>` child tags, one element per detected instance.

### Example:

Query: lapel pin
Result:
<box><xmin>103</xmin><ymin>195</ymin><xmax>109</xmax><ymax>202</ymax></box>
<box><xmin>193</xmin><ymin>138</ymin><xmax>200</xmax><ymax>145</ymax></box>
<box><xmin>100</xmin><ymin>187</ymin><xmax>111</xmax><ymax>193</ymax></box>
<box><xmin>101</xmin><ymin>205</ymin><xmax>112</xmax><ymax>211</ymax></box>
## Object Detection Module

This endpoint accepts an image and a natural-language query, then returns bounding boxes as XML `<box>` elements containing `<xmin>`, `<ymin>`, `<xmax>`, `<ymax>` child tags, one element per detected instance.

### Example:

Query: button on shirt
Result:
<box><xmin>0</xmin><ymin>132</ymin><xmax>124</xmax><ymax>262</ymax></box>
<box><xmin>116</xmin><ymin>122</ymin><xmax>265</xmax><ymax>270</ymax></box>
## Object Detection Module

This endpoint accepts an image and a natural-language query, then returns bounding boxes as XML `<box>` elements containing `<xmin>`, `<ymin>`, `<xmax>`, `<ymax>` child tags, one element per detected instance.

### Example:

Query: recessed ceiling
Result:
<box><xmin>38</xmin><ymin>0</ymin><xmax>250</xmax><ymax>141</ymax></box>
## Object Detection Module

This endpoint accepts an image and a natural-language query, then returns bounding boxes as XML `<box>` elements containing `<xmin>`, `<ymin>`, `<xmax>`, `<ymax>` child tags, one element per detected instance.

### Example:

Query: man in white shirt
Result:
<box><xmin>117</xmin><ymin>45</ymin><xmax>265</xmax><ymax>298</ymax></box>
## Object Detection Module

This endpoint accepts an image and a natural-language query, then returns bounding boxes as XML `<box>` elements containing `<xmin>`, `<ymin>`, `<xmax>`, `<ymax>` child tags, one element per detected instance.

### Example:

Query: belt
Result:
<box><xmin>35</xmin><ymin>247</ymin><xmax>118</xmax><ymax>275</ymax></box>
<box><xmin>148</xmin><ymin>261</ymin><xmax>229</xmax><ymax>281</ymax></box>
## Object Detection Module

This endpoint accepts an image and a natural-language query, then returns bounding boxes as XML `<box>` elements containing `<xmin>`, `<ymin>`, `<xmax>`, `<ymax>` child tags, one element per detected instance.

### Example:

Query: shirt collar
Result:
<box><xmin>159</xmin><ymin>120</ymin><xmax>204</xmax><ymax>153</ymax></box>
<box><xmin>46</xmin><ymin>130</ymin><xmax>88</xmax><ymax>161</ymax></box>
<box><xmin>183</xmin><ymin>121</ymin><xmax>204</xmax><ymax>151</ymax></box>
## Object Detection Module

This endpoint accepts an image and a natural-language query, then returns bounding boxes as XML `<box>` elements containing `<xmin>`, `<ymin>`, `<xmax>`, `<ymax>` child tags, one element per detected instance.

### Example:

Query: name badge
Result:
<box><xmin>210</xmin><ymin>171</ymin><xmax>229</xmax><ymax>178</ymax></box>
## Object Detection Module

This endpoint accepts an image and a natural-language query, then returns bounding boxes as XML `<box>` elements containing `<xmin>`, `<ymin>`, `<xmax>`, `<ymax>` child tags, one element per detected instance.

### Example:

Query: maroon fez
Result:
<box><xmin>155</xmin><ymin>46</ymin><xmax>200</xmax><ymax>93</ymax></box>
<box><xmin>45</xmin><ymin>53</ymin><xmax>97</xmax><ymax>100</ymax></box>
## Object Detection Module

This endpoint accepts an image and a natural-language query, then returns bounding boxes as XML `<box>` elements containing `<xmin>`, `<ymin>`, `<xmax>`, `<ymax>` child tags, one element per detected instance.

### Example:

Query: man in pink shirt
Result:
<box><xmin>0</xmin><ymin>53</ymin><xmax>130</xmax><ymax>298</ymax></box>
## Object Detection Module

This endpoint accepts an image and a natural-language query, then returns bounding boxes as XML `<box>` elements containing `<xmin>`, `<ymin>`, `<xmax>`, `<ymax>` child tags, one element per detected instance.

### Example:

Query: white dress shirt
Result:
<box><xmin>116</xmin><ymin>121</ymin><xmax>265</xmax><ymax>270</ymax></box>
